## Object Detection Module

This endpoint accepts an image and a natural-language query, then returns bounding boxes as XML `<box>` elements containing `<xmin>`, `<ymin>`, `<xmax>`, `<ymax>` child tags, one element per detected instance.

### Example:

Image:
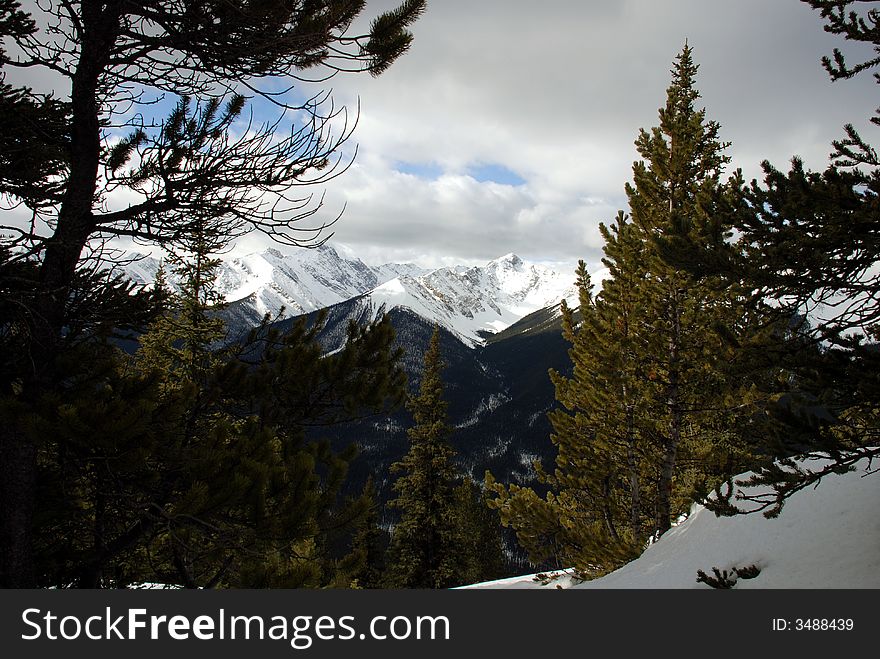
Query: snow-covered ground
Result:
<box><xmin>465</xmin><ymin>456</ymin><xmax>880</xmax><ymax>589</ymax></box>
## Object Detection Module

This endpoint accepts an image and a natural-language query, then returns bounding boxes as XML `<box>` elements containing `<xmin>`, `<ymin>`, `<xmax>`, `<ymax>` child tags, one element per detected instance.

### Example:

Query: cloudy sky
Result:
<box><xmin>232</xmin><ymin>0</ymin><xmax>876</xmax><ymax>273</ymax></box>
<box><xmin>6</xmin><ymin>1</ymin><xmax>878</xmax><ymax>274</ymax></box>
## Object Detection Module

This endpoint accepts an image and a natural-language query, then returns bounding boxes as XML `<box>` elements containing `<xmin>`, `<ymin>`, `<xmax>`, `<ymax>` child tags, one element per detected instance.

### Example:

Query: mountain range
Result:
<box><xmin>121</xmin><ymin>243</ymin><xmax>579</xmax><ymax>535</ymax></box>
<box><xmin>123</xmin><ymin>243</ymin><xmax>575</xmax><ymax>345</ymax></box>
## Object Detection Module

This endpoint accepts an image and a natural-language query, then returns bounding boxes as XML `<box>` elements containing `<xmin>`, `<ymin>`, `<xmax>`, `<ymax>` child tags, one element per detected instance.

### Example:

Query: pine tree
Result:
<box><xmin>131</xmin><ymin>232</ymin><xmax>248</xmax><ymax>587</ymax></box>
<box><xmin>129</xmin><ymin>240</ymin><xmax>406</xmax><ymax>587</ymax></box>
<box><xmin>489</xmin><ymin>45</ymin><xmax>759</xmax><ymax>576</ymax></box>
<box><xmin>452</xmin><ymin>478</ymin><xmax>507</xmax><ymax>585</ymax></box>
<box><xmin>550</xmin><ymin>221</ymin><xmax>654</xmax><ymax>567</ymax></box>
<box><xmin>349</xmin><ymin>477</ymin><xmax>389</xmax><ymax>589</ymax></box>
<box><xmin>0</xmin><ymin>0</ymin><xmax>425</xmax><ymax>588</ymax></box>
<box><xmin>488</xmin><ymin>245</ymin><xmax>652</xmax><ymax>575</ymax></box>
<box><xmin>385</xmin><ymin>326</ymin><xmax>462</xmax><ymax>589</ymax></box>
<box><xmin>625</xmin><ymin>44</ymin><xmax>747</xmax><ymax>535</ymax></box>
<box><xmin>689</xmin><ymin>0</ymin><xmax>880</xmax><ymax>515</ymax></box>
<box><xmin>137</xmin><ymin>223</ymin><xmax>227</xmax><ymax>385</ymax></box>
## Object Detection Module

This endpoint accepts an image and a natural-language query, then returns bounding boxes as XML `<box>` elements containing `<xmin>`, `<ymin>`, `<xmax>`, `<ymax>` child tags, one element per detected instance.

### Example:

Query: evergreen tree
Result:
<box><xmin>137</xmin><ymin>222</ymin><xmax>227</xmax><ymax>385</ymax></box>
<box><xmin>130</xmin><ymin>237</ymin><xmax>406</xmax><ymax>587</ymax></box>
<box><xmin>552</xmin><ymin>223</ymin><xmax>653</xmax><ymax>568</ymax></box>
<box><xmin>625</xmin><ymin>44</ymin><xmax>753</xmax><ymax>535</ymax></box>
<box><xmin>686</xmin><ymin>0</ymin><xmax>880</xmax><ymax>516</ymax></box>
<box><xmin>489</xmin><ymin>46</ymin><xmax>759</xmax><ymax>576</ymax></box>
<box><xmin>385</xmin><ymin>326</ymin><xmax>462</xmax><ymax>589</ymax></box>
<box><xmin>349</xmin><ymin>477</ymin><xmax>390</xmax><ymax>589</ymax></box>
<box><xmin>17</xmin><ymin>232</ymin><xmax>406</xmax><ymax>588</ymax></box>
<box><xmin>0</xmin><ymin>0</ymin><xmax>425</xmax><ymax>588</ymax></box>
<box><xmin>452</xmin><ymin>478</ymin><xmax>507</xmax><ymax>585</ymax></box>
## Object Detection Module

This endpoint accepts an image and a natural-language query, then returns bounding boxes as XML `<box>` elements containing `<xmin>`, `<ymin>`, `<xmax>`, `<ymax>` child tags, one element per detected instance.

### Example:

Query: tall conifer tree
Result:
<box><xmin>0</xmin><ymin>0</ymin><xmax>425</xmax><ymax>588</ymax></box>
<box><xmin>626</xmin><ymin>44</ymin><xmax>743</xmax><ymax>535</ymax></box>
<box><xmin>489</xmin><ymin>45</ymin><xmax>758</xmax><ymax>576</ymax></box>
<box><xmin>683</xmin><ymin>0</ymin><xmax>880</xmax><ymax>515</ymax></box>
<box><xmin>452</xmin><ymin>478</ymin><xmax>507</xmax><ymax>585</ymax></box>
<box><xmin>349</xmin><ymin>477</ymin><xmax>389</xmax><ymax>589</ymax></box>
<box><xmin>386</xmin><ymin>326</ymin><xmax>461</xmax><ymax>588</ymax></box>
<box><xmin>131</xmin><ymin>239</ymin><xmax>407</xmax><ymax>587</ymax></box>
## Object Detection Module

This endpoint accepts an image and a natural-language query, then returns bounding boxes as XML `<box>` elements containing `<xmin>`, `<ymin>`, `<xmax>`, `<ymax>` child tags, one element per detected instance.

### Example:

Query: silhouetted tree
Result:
<box><xmin>0</xmin><ymin>0</ymin><xmax>425</xmax><ymax>587</ymax></box>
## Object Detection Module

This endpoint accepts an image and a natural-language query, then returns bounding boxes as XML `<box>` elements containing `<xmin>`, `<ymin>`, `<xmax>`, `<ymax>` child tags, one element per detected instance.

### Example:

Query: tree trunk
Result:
<box><xmin>0</xmin><ymin>425</ymin><xmax>36</xmax><ymax>587</ymax></box>
<box><xmin>625</xmin><ymin>404</ymin><xmax>641</xmax><ymax>540</ymax></box>
<box><xmin>602</xmin><ymin>476</ymin><xmax>621</xmax><ymax>543</ymax></box>
<box><xmin>0</xmin><ymin>7</ymin><xmax>122</xmax><ymax>588</ymax></box>
<box><xmin>656</xmin><ymin>292</ymin><xmax>682</xmax><ymax>537</ymax></box>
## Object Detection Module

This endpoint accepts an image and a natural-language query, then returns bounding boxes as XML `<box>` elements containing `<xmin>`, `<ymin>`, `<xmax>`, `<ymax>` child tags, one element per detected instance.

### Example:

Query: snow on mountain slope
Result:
<box><xmin>121</xmin><ymin>246</ymin><xmax>575</xmax><ymax>346</ymax></box>
<box><xmin>121</xmin><ymin>244</ymin><xmax>427</xmax><ymax>319</ymax></box>
<box><xmin>464</xmin><ymin>455</ymin><xmax>880</xmax><ymax>589</ymax></box>
<box><xmin>371</xmin><ymin>261</ymin><xmax>429</xmax><ymax>283</ymax></box>
<box><xmin>366</xmin><ymin>254</ymin><xmax>576</xmax><ymax>345</ymax></box>
<box><xmin>214</xmin><ymin>246</ymin><xmax>381</xmax><ymax>317</ymax></box>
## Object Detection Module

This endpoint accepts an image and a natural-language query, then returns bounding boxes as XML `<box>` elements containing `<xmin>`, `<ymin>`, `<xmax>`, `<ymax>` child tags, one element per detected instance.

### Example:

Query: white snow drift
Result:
<box><xmin>465</xmin><ymin>456</ymin><xmax>880</xmax><ymax>589</ymax></box>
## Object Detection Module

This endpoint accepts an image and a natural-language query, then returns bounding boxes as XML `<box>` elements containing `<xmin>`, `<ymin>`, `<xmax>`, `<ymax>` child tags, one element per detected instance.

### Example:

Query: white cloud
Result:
<box><xmin>11</xmin><ymin>1</ymin><xmax>879</xmax><ymax>270</ymax></box>
<box><xmin>269</xmin><ymin>0</ymin><xmax>877</xmax><ymax>268</ymax></box>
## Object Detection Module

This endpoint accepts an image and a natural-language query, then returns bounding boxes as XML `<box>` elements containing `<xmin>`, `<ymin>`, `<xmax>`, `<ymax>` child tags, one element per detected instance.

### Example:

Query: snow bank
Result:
<box><xmin>466</xmin><ymin>456</ymin><xmax>880</xmax><ymax>589</ymax></box>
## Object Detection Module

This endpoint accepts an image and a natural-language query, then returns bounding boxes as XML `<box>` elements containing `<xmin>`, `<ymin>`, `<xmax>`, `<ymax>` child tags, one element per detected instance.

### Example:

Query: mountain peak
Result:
<box><xmin>120</xmin><ymin>243</ymin><xmax>573</xmax><ymax>348</ymax></box>
<box><xmin>364</xmin><ymin>253</ymin><xmax>572</xmax><ymax>346</ymax></box>
<box><xmin>315</xmin><ymin>242</ymin><xmax>339</xmax><ymax>257</ymax></box>
<box><xmin>492</xmin><ymin>253</ymin><xmax>523</xmax><ymax>267</ymax></box>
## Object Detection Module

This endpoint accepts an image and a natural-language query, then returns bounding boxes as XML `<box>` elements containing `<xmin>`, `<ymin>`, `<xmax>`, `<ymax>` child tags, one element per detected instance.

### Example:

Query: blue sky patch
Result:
<box><xmin>394</xmin><ymin>161</ymin><xmax>445</xmax><ymax>179</ymax></box>
<box><xmin>467</xmin><ymin>163</ymin><xmax>526</xmax><ymax>186</ymax></box>
<box><xmin>392</xmin><ymin>160</ymin><xmax>526</xmax><ymax>186</ymax></box>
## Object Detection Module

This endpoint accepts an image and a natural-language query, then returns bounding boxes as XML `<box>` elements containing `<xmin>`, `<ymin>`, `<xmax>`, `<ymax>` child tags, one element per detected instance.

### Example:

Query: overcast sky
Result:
<box><xmin>7</xmin><ymin>1</ymin><xmax>878</xmax><ymax>274</ymax></box>
<box><xmin>230</xmin><ymin>0</ymin><xmax>876</xmax><ymax>273</ymax></box>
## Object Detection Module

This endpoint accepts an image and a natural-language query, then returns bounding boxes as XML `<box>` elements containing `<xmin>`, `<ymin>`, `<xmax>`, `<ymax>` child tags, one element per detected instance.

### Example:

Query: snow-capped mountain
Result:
<box><xmin>365</xmin><ymin>254</ymin><xmax>575</xmax><ymax>345</ymax></box>
<box><xmin>122</xmin><ymin>244</ymin><xmax>427</xmax><ymax>324</ymax></box>
<box><xmin>122</xmin><ymin>245</ymin><xmax>574</xmax><ymax>346</ymax></box>
<box><xmin>121</xmin><ymin>247</ymin><xmax>579</xmax><ymax>503</ymax></box>
<box><xmin>213</xmin><ymin>245</ymin><xmax>430</xmax><ymax>320</ymax></box>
